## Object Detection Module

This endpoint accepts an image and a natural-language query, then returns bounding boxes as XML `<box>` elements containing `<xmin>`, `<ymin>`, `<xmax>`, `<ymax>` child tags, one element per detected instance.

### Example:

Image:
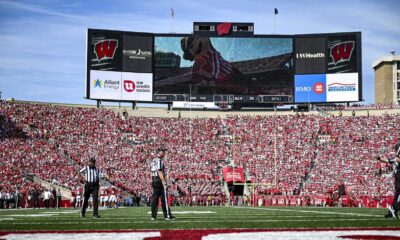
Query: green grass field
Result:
<box><xmin>0</xmin><ymin>206</ymin><xmax>399</xmax><ymax>231</ymax></box>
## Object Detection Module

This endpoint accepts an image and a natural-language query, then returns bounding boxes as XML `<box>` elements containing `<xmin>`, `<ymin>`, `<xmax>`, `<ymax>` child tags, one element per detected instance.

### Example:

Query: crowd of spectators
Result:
<box><xmin>321</xmin><ymin>103</ymin><xmax>400</xmax><ymax>111</ymax></box>
<box><xmin>1</xmin><ymin>101</ymin><xmax>399</xmax><ymax>208</ymax></box>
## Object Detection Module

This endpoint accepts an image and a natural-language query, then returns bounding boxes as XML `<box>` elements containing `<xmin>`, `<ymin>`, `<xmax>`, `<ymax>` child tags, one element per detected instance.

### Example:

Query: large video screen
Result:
<box><xmin>154</xmin><ymin>36</ymin><xmax>293</xmax><ymax>97</ymax></box>
<box><xmin>86</xmin><ymin>28</ymin><xmax>361</xmax><ymax>104</ymax></box>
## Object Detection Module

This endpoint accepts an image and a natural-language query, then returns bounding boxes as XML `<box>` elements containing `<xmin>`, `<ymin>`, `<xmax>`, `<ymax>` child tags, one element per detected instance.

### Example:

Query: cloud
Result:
<box><xmin>0</xmin><ymin>0</ymin><xmax>86</xmax><ymax>22</ymax></box>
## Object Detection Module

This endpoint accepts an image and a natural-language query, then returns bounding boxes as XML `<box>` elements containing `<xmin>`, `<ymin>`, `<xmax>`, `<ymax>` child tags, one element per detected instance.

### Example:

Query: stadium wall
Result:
<box><xmin>10</xmin><ymin>100</ymin><xmax>400</xmax><ymax>119</ymax></box>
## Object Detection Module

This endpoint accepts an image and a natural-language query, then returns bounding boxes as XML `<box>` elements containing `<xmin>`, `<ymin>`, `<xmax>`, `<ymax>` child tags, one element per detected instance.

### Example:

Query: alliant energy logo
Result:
<box><xmin>93</xmin><ymin>79</ymin><xmax>120</xmax><ymax>90</ymax></box>
<box><xmin>123</xmin><ymin>49</ymin><xmax>152</xmax><ymax>60</ymax></box>
<box><xmin>103</xmin><ymin>80</ymin><xmax>120</xmax><ymax>90</ymax></box>
<box><xmin>328</xmin><ymin>82</ymin><xmax>356</xmax><ymax>92</ymax></box>
<box><xmin>94</xmin><ymin>39</ymin><xmax>119</xmax><ymax>62</ymax></box>
<box><xmin>313</xmin><ymin>82</ymin><xmax>325</xmax><ymax>94</ymax></box>
<box><xmin>124</xmin><ymin>80</ymin><xmax>136</xmax><ymax>92</ymax></box>
<box><xmin>330</xmin><ymin>41</ymin><xmax>354</xmax><ymax>65</ymax></box>
<box><xmin>296</xmin><ymin>52</ymin><xmax>325</xmax><ymax>58</ymax></box>
<box><xmin>93</xmin><ymin>79</ymin><xmax>103</xmax><ymax>88</ymax></box>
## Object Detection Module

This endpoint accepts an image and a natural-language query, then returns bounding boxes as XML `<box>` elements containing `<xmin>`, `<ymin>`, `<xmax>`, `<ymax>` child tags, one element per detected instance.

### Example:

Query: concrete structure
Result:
<box><xmin>372</xmin><ymin>52</ymin><xmax>400</xmax><ymax>105</ymax></box>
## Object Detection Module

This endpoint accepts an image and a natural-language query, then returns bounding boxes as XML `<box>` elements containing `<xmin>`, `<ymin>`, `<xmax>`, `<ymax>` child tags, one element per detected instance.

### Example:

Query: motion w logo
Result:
<box><xmin>94</xmin><ymin>39</ymin><xmax>118</xmax><ymax>62</ymax></box>
<box><xmin>217</xmin><ymin>23</ymin><xmax>231</xmax><ymax>36</ymax></box>
<box><xmin>330</xmin><ymin>41</ymin><xmax>354</xmax><ymax>65</ymax></box>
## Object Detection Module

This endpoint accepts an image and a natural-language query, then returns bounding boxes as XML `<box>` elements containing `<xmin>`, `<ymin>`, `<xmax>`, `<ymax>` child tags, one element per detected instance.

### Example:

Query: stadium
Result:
<box><xmin>1</xmin><ymin>1</ymin><xmax>400</xmax><ymax>240</ymax></box>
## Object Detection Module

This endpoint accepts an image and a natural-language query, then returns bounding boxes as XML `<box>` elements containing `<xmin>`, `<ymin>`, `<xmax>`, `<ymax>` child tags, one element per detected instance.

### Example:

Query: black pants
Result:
<box><xmin>33</xmin><ymin>198</ymin><xmax>39</xmax><ymax>209</ymax></box>
<box><xmin>392</xmin><ymin>191</ymin><xmax>400</xmax><ymax>213</ymax></box>
<box><xmin>57</xmin><ymin>196</ymin><xmax>62</xmax><ymax>208</ymax></box>
<box><xmin>151</xmin><ymin>186</ymin><xmax>171</xmax><ymax>219</ymax></box>
<box><xmin>81</xmin><ymin>183</ymin><xmax>99</xmax><ymax>216</ymax></box>
<box><xmin>15</xmin><ymin>197</ymin><xmax>21</xmax><ymax>209</ymax></box>
<box><xmin>44</xmin><ymin>199</ymin><xmax>49</xmax><ymax>209</ymax></box>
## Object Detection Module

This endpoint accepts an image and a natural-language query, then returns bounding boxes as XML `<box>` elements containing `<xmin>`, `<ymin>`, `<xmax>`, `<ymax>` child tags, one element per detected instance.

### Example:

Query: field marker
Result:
<box><xmin>146</xmin><ymin>211</ymin><xmax>216</xmax><ymax>214</ymax></box>
<box><xmin>235</xmin><ymin>207</ymin><xmax>382</xmax><ymax>217</ymax></box>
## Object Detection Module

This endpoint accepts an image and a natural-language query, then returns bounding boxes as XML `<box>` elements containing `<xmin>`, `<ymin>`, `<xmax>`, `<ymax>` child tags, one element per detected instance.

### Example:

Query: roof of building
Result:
<box><xmin>372</xmin><ymin>55</ymin><xmax>400</xmax><ymax>69</ymax></box>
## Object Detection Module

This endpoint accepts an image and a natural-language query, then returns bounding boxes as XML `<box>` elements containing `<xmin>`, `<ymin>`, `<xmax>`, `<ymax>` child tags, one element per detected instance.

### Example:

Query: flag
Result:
<box><xmin>171</xmin><ymin>8</ymin><xmax>174</xmax><ymax>18</ymax></box>
<box><xmin>274</xmin><ymin>8</ymin><xmax>278</xmax><ymax>14</ymax></box>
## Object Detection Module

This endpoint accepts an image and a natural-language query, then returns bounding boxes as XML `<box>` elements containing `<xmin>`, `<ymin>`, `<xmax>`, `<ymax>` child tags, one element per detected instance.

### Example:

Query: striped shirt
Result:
<box><xmin>192</xmin><ymin>48</ymin><xmax>233</xmax><ymax>82</ymax></box>
<box><xmin>80</xmin><ymin>166</ymin><xmax>99</xmax><ymax>183</ymax></box>
<box><xmin>396</xmin><ymin>144</ymin><xmax>400</xmax><ymax>157</ymax></box>
<box><xmin>150</xmin><ymin>157</ymin><xmax>166</xmax><ymax>177</ymax></box>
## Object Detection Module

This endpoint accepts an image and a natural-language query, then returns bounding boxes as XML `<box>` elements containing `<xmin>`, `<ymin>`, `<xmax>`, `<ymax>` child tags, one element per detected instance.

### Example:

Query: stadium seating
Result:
<box><xmin>1</xmin><ymin>101</ymin><xmax>399</xmax><ymax>208</ymax></box>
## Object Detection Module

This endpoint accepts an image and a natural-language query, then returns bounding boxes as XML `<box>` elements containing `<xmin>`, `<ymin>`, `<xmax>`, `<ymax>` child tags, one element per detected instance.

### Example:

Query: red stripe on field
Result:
<box><xmin>2</xmin><ymin>228</ymin><xmax>400</xmax><ymax>240</ymax></box>
<box><xmin>339</xmin><ymin>235</ymin><xmax>400</xmax><ymax>240</ymax></box>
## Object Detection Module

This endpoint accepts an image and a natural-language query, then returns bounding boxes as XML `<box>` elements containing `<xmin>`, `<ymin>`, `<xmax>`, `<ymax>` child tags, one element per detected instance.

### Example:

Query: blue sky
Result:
<box><xmin>0</xmin><ymin>0</ymin><xmax>399</xmax><ymax>104</ymax></box>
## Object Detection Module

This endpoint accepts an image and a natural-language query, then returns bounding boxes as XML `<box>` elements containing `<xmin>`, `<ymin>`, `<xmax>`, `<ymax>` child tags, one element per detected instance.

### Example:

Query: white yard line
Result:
<box><xmin>3</xmin><ymin>218</ymin><xmax>390</xmax><ymax>225</ymax></box>
<box><xmin>234</xmin><ymin>207</ymin><xmax>383</xmax><ymax>217</ymax></box>
<box><xmin>0</xmin><ymin>218</ymin><xmax>15</xmax><ymax>221</ymax></box>
<box><xmin>146</xmin><ymin>211</ymin><xmax>217</xmax><ymax>214</ymax></box>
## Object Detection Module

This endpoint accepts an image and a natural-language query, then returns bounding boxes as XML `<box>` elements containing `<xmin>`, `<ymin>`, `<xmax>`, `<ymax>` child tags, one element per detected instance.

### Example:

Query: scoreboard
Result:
<box><xmin>85</xmin><ymin>23</ymin><xmax>362</xmax><ymax>105</ymax></box>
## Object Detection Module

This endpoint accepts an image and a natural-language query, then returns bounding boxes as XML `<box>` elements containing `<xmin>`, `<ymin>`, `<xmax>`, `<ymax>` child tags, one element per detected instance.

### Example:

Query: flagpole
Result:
<box><xmin>273</xmin><ymin>8</ymin><xmax>276</xmax><ymax>34</ymax></box>
<box><xmin>170</xmin><ymin>9</ymin><xmax>173</xmax><ymax>33</ymax></box>
<box><xmin>170</xmin><ymin>0</ymin><xmax>174</xmax><ymax>33</ymax></box>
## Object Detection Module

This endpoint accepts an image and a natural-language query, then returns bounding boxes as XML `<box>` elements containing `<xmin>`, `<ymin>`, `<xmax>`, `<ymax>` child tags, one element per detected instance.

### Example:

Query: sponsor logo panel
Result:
<box><xmin>89</xmin><ymin>70</ymin><xmax>122</xmax><ymax>100</ymax></box>
<box><xmin>295</xmin><ymin>37</ymin><xmax>326</xmax><ymax>74</ymax></box>
<box><xmin>294</xmin><ymin>74</ymin><xmax>327</xmax><ymax>103</ymax></box>
<box><xmin>172</xmin><ymin>102</ymin><xmax>218</xmax><ymax>109</ymax></box>
<box><xmin>122</xmin><ymin>35</ymin><xmax>153</xmax><ymax>73</ymax></box>
<box><xmin>326</xmin><ymin>73</ymin><xmax>358</xmax><ymax>102</ymax></box>
<box><xmin>121</xmin><ymin>72</ymin><xmax>153</xmax><ymax>101</ymax></box>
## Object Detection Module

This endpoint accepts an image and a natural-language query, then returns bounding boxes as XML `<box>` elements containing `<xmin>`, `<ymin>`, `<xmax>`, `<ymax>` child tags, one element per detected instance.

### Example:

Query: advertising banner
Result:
<box><xmin>172</xmin><ymin>101</ymin><xmax>218</xmax><ymax>109</ymax></box>
<box><xmin>121</xmin><ymin>72</ymin><xmax>153</xmax><ymax>101</ymax></box>
<box><xmin>223</xmin><ymin>167</ymin><xmax>245</xmax><ymax>183</ymax></box>
<box><xmin>294</xmin><ymin>74</ymin><xmax>327</xmax><ymax>103</ymax></box>
<box><xmin>319</xmin><ymin>135</ymin><xmax>331</xmax><ymax>143</ymax></box>
<box><xmin>122</xmin><ymin>35</ymin><xmax>153</xmax><ymax>73</ymax></box>
<box><xmin>89</xmin><ymin>70</ymin><xmax>122</xmax><ymax>100</ymax></box>
<box><xmin>326</xmin><ymin>73</ymin><xmax>358</xmax><ymax>102</ymax></box>
<box><xmin>295</xmin><ymin>37</ymin><xmax>326</xmax><ymax>74</ymax></box>
<box><xmin>90</xmin><ymin>70</ymin><xmax>152</xmax><ymax>101</ymax></box>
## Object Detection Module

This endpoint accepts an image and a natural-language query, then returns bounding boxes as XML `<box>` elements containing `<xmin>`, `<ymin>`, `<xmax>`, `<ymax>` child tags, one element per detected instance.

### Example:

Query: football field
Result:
<box><xmin>0</xmin><ymin>206</ymin><xmax>399</xmax><ymax>230</ymax></box>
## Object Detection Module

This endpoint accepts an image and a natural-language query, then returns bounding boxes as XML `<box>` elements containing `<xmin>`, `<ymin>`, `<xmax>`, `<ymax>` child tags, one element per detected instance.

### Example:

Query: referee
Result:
<box><xmin>79</xmin><ymin>157</ymin><xmax>100</xmax><ymax>218</ymax></box>
<box><xmin>150</xmin><ymin>147</ymin><xmax>175</xmax><ymax>221</ymax></box>
<box><xmin>377</xmin><ymin>138</ymin><xmax>400</xmax><ymax>219</ymax></box>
